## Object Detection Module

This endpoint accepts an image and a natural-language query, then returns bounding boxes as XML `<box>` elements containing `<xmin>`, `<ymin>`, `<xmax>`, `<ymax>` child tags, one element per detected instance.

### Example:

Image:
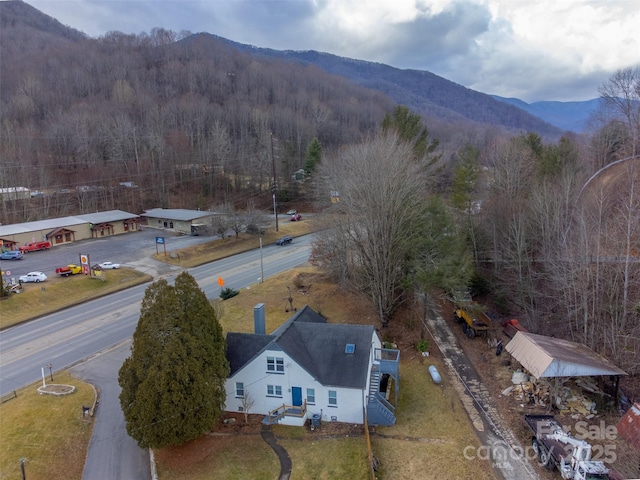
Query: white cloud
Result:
<box><xmin>25</xmin><ymin>0</ymin><xmax>640</xmax><ymax>102</ymax></box>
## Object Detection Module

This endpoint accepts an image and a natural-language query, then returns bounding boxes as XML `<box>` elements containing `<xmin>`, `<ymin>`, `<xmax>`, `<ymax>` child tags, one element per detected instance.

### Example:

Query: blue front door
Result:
<box><xmin>292</xmin><ymin>386</ymin><xmax>302</xmax><ymax>406</ymax></box>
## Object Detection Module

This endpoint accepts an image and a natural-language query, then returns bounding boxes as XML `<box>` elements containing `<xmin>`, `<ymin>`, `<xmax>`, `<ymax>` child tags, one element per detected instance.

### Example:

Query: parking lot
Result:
<box><xmin>1</xmin><ymin>228</ymin><xmax>214</xmax><ymax>283</ymax></box>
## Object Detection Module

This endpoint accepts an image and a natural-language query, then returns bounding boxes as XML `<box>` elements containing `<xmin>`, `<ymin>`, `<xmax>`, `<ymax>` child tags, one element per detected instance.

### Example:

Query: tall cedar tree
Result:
<box><xmin>119</xmin><ymin>272</ymin><xmax>229</xmax><ymax>448</ymax></box>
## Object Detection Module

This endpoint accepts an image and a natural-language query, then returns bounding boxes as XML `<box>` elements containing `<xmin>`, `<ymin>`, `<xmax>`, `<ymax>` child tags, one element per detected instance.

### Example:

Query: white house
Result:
<box><xmin>224</xmin><ymin>304</ymin><xmax>400</xmax><ymax>427</ymax></box>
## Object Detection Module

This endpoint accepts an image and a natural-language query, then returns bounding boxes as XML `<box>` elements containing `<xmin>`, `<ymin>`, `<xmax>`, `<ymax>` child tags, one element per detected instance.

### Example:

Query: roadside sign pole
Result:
<box><xmin>260</xmin><ymin>238</ymin><xmax>264</xmax><ymax>283</ymax></box>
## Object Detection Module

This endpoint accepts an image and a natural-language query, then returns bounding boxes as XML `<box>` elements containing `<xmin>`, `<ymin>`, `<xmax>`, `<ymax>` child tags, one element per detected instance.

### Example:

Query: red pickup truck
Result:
<box><xmin>19</xmin><ymin>241</ymin><xmax>51</xmax><ymax>253</ymax></box>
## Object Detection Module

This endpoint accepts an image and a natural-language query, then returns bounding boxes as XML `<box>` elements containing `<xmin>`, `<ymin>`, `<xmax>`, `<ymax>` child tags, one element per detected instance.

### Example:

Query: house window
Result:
<box><xmin>328</xmin><ymin>390</ymin><xmax>337</xmax><ymax>407</ymax></box>
<box><xmin>267</xmin><ymin>356</ymin><xmax>284</xmax><ymax>373</ymax></box>
<box><xmin>267</xmin><ymin>385</ymin><xmax>282</xmax><ymax>397</ymax></box>
<box><xmin>306</xmin><ymin>388</ymin><xmax>315</xmax><ymax>405</ymax></box>
<box><xmin>235</xmin><ymin>382</ymin><xmax>244</xmax><ymax>398</ymax></box>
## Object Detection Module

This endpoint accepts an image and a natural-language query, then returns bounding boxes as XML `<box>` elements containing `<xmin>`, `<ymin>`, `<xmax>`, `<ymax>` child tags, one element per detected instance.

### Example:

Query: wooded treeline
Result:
<box><xmin>312</xmin><ymin>71</ymin><xmax>640</xmax><ymax>378</ymax></box>
<box><xmin>0</xmin><ymin>2</ymin><xmax>393</xmax><ymax>222</ymax></box>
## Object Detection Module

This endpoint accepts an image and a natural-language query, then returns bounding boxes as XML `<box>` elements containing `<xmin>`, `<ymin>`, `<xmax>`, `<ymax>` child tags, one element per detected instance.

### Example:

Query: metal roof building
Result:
<box><xmin>505</xmin><ymin>331</ymin><xmax>627</xmax><ymax>379</ymax></box>
<box><xmin>140</xmin><ymin>208</ymin><xmax>219</xmax><ymax>235</ymax></box>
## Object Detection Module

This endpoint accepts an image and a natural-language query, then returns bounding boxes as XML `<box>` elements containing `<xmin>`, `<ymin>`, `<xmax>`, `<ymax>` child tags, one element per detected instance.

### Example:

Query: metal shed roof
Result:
<box><xmin>617</xmin><ymin>403</ymin><xmax>640</xmax><ymax>450</ymax></box>
<box><xmin>505</xmin><ymin>331</ymin><xmax>627</xmax><ymax>379</ymax></box>
<box><xmin>141</xmin><ymin>208</ymin><xmax>216</xmax><ymax>222</ymax></box>
<box><xmin>0</xmin><ymin>210</ymin><xmax>139</xmax><ymax>237</ymax></box>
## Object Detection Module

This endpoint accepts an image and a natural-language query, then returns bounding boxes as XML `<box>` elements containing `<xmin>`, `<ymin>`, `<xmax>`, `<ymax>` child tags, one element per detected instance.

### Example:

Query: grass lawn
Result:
<box><xmin>155</xmin><ymin>435</ymin><xmax>278</xmax><ymax>480</ymax></box>
<box><xmin>0</xmin><ymin>371</ymin><xmax>95</xmax><ymax>480</ymax></box>
<box><xmin>0</xmin><ymin>268</ymin><xmax>152</xmax><ymax>329</ymax></box>
<box><xmin>280</xmin><ymin>436</ymin><xmax>369</xmax><ymax>480</ymax></box>
<box><xmin>2</xmin><ymin>214</ymin><xmax>492</xmax><ymax>480</ymax></box>
<box><xmin>371</xmin><ymin>356</ymin><xmax>494</xmax><ymax>479</ymax></box>
<box><xmin>152</xmin><ymin>217</ymin><xmax>321</xmax><ymax>268</ymax></box>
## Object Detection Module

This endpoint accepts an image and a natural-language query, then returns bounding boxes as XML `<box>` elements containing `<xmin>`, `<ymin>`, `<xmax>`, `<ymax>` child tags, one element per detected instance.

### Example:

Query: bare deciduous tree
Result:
<box><xmin>598</xmin><ymin>66</ymin><xmax>640</xmax><ymax>157</ymax></box>
<box><xmin>241</xmin><ymin>390</ymin><xmax>255</xmax><ymax>424</ymax></box>
<box><xmin>313</xmin><ymin>133</ymin><xmax>436</xmax><ymax>326</ymax></box>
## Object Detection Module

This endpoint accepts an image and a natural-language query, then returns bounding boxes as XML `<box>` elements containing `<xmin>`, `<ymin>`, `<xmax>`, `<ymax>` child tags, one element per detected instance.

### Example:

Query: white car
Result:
<box><xmin>98</xmin><ymin>262</ymin><xmax>120</xmax><ymax>270</ymax></box>
<box><xmin>19</xmin><ymin>271</ymin><xmax>48</xmax><ymax>283</ymax></box>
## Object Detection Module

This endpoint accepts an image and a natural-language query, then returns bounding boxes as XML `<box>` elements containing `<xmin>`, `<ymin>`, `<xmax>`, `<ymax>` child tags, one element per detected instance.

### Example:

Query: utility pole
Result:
<box><xmin>271</xmin><ymin>132</ymin><xmax>279</xmax><ymax>232</ymax></box>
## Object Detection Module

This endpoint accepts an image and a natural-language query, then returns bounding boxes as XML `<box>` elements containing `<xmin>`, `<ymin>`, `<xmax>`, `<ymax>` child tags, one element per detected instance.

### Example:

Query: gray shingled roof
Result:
<box><xmin>226</xmin><ymin>305</ymin><xmax>375</xmax><ymax>389</ymax></box>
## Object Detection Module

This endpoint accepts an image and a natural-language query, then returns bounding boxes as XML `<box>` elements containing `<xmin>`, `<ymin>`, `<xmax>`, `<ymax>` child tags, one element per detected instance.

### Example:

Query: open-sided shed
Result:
<box><xmin>505</xmin><ymin>331</ymin><xmax>627</xmax><ymax>404</ymax></box>
<box><xmin>505</xmin><ymin>331</ymin><xmax>627</xmax><ymax>379</ymax></box>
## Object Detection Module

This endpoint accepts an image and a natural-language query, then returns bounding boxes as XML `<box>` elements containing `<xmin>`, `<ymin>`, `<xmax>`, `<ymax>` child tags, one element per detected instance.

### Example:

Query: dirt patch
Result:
<box><xmin>212</xmin><ymin>412</ymin><xmax>366</xmax><ymax>438</ymax></box>
<box><xmin>37</xmin><ymin>384</ymin><xmax>76</xmax><ymax>396</ymax></box>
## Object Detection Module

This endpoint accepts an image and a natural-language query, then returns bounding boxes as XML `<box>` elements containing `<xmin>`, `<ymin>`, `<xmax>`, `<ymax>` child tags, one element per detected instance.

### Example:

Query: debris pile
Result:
<box><xmin>502</xmin><ymin>370</ymin><xmax>609</xmax><ymax>418</ymax></box>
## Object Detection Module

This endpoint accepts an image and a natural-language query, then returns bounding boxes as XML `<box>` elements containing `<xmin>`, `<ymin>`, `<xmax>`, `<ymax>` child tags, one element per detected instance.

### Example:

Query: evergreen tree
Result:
<box><xmin>119</xmin><ymin>272</ymin><xmax>229</xmax><ymax>449</ymax></box>
<box><xmin>304</xmin><ymin>137</ymin><xmax>322</xmax><ymax>175</ymax></box>
<box><xmin>381</xmin><ymin>105</ymin><xmax>439</xmax><ymax>160</ymax></box>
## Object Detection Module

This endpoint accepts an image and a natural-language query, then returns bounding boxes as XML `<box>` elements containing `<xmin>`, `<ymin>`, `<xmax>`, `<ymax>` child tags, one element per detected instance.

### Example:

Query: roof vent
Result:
<box><xmin>345</xmin><ymin>343</ymin><xmax>355</xmax><ymax>354</ymax></box>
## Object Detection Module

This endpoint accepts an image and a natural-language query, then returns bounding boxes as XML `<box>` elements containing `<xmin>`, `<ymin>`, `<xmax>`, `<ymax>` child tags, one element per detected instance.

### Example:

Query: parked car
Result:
<box><xmin>18</xmin><ymin>271</ymin><xmax>47</xmax><ymax>283</ymax></box>
<box><xmin>286</xmin><ymin>209</ymin><xmax>297</xmax><ymax>215</ymax></box>
<box><xmin>0</xmin><ymin>251</ymin><xmax>23</xmax><ymax>260</ymax></box>
<box><xmin>98</xmin><ymin>261</ymin><xmax>120</xmax><ymax>269</ymax></box>
<box><xmin>290</xmin><ymin>214</ymin><xmax>302</xmax><ymax>221</ymax></box>
<box><xmin>276</xmin><ymin>235</ymin><xmax>293</xmax><ymax>246</ymax></box>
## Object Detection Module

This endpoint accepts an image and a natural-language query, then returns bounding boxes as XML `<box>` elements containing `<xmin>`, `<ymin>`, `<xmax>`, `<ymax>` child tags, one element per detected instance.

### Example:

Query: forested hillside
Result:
<box><xmin>0</xmin><ymin>1</ymin><xmax>394</xmax><ymax>222</ymax></box>
<box><xmin>217</xmin><ymin>37</ymin><xmax>562</xmax><ymax>136</ymax></box>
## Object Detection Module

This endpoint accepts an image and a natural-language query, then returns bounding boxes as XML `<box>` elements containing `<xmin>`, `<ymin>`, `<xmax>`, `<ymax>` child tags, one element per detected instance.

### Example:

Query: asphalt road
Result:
<box><xmin>0</xmin><ymin>228</ymin><xmax>313</xmax><ymax>480</ymax></box>
<box><xmin>0</xmin><ymin>231</ymin><xmax>314</xmax><ymax>396</ymax></box>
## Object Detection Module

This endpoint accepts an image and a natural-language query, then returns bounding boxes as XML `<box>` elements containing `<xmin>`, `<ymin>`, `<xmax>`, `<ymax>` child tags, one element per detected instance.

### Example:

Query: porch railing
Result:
<box><xmin>266</xmin><ymin>400</ymin><xmax>308</xmax><ymax>422</ymax></box>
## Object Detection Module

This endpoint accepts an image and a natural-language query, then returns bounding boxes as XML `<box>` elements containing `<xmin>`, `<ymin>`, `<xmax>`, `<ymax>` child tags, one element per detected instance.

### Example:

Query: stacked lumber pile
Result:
<box><xmin>501</xmin><ymin>371</ymin><xmax>608</xmax><ymax>418</ymax></box>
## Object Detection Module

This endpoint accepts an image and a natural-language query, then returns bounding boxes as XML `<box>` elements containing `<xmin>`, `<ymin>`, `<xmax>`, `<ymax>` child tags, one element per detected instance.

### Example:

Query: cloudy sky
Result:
<box><xmin>27</xmin><ymin>0</ymin><xmax>640</xmax><ymax>103</ymax></box>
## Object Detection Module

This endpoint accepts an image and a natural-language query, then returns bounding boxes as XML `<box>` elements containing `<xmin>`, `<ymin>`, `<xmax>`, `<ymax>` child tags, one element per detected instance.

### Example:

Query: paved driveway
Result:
<box><xmin>71</xmin><ymin>341</ymin><xmax>151</xmax><ymax>480</ymax></box>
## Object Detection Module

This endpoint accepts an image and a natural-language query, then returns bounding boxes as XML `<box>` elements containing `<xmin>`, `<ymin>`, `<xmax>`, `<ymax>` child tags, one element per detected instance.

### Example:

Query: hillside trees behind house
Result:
<box><xmin>311</xmin><ymin>87</ymin><xmax>640</xmax><ymax>377</ymax></box>
<box><xmin>311</xmin><ymin>107</ymin><xmax>463</xmax><ymax>326</ymax></box>
<box><xmin>119</xmin><ymin>272</ymin><xmax>229</xmax><ymax>449</ymax></box>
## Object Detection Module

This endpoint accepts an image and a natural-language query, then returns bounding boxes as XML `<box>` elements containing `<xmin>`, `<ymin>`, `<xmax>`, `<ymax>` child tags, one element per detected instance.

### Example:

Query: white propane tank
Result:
<box><xmin>429</xmin><ymin>365</ymin><xmax>442</xmax><ymax>384</ymax></box>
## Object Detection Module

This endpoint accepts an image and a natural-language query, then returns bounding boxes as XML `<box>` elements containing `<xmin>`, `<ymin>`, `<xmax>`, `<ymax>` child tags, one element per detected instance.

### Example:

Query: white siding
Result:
<box><xmin>225</xmin><ymin>348</ymin><xmax>367</xmax><ymax>424</ymax></box>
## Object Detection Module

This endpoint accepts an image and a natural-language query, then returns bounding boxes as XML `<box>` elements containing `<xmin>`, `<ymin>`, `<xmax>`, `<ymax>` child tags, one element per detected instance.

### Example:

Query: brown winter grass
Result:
<box><xmin>152</xmin><ymin>216</ymin><xmax>322</xmax><ymax>268</ymax></box>
<box><xmin>154</xmin><ymin>266</ymin><xmax>492</xmax><ymax>479</ymax></box>
<box><xmin>0</xmin><ymin>269</ymin><xmax>152</xmax><ymax>329</ymax></box>
<box><xmin>371</xmin><ymin>355</ymin><xmax>494</xmax><ymax>480</ymax></box>
<box><xmin>0</xmin><ymin>371</ymin><xmax>95</xmax><ymax>480</ymax></box>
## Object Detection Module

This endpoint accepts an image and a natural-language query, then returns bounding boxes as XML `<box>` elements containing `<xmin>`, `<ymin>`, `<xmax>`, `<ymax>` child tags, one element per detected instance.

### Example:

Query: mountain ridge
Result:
<box><xmin>491</xmin><ymin>96</ymin><xmax>601</xmax><ymax>133</ymax></box>
<box><xmin>197</xmin><ymin>33</ymin><xmax>563</xmax><ymax>136</ymax></box>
